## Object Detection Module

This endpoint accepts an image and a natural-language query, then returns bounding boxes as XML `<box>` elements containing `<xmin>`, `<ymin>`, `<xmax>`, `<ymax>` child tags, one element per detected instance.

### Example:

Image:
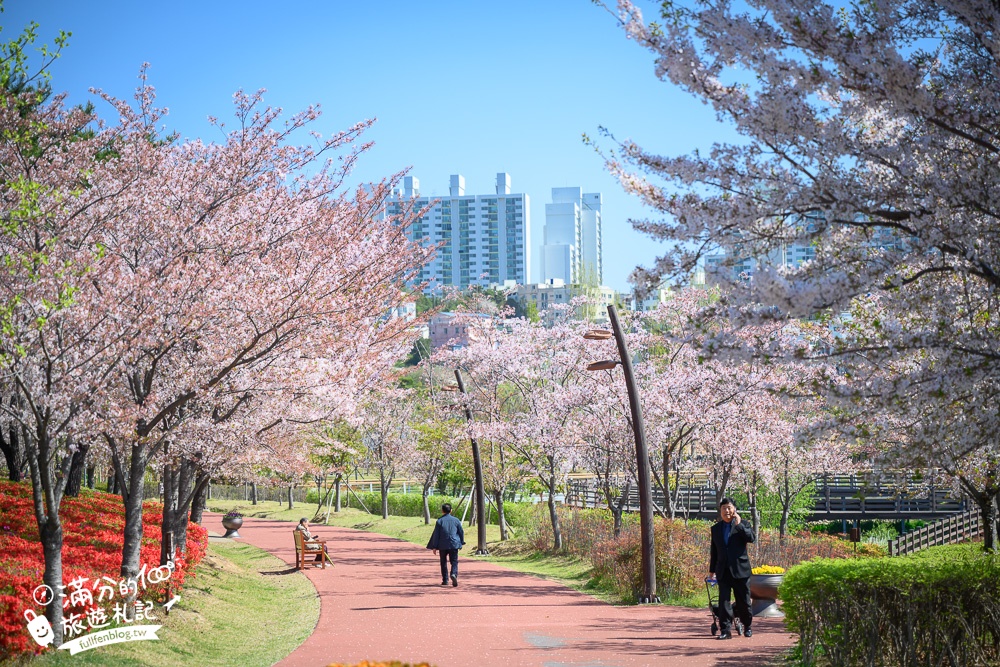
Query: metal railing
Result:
<box><xmin>887</xmin><ymin>509</ymin><xmax>982</xmax><ymax>556</ymax></box>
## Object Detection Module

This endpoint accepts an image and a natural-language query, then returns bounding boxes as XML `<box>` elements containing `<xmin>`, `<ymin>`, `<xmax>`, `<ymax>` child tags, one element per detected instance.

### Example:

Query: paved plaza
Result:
<box><xmin>206</xmin><ymin>513</ymin><xmax>796</xmax><ymax>667</ymax></box>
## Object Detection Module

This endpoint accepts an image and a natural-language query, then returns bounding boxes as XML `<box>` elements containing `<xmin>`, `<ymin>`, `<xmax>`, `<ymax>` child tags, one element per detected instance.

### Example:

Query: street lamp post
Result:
<box><xmin>454</xmin><ymin>369</ymin><xmax>489</xmax><ymax>555</ymax></box>
<box><xmin>584</xmin><ymin>304</ymin><xmax>659</xmax><ymax>603</ymax></box>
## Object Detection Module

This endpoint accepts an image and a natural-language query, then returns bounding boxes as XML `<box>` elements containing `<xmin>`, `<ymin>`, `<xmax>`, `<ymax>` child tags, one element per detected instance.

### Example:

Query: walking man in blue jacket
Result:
<box><xmin>427</xmin><ymin>503</ymin><xmax>465</xmax><ymax>586</ymax></box>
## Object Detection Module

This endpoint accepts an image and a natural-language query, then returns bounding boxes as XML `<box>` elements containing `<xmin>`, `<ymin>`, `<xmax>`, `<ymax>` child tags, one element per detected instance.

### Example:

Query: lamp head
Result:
<box><xmin>586</xmin><ymin>360</ymin><xmax>620</xmax><ymax>371</ymax></box>
<box><xmin>583</xmin><ymin>330</ymin><xmax>613</xmax><ymax>341</ymax></box>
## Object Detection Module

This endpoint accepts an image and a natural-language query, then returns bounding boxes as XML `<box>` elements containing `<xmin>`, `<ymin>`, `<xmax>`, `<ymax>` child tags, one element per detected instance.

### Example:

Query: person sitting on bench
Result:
<box><xmin>296</xmin><ymin>518</ymin><xmax>329</xmax><ymax>562</ymax></box>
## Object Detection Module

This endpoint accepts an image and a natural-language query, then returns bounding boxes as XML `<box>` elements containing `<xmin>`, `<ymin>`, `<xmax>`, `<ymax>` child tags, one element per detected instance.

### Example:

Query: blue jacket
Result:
<box><xmin>427</xmin><ymin>513</ymin><xmax>465</xmax><ymax>551</ymax></box>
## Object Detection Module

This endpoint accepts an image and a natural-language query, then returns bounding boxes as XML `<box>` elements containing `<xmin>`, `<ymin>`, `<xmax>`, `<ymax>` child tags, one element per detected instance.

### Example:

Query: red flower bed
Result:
<box><xmin>0</xmin><ymin>480</ymin><xmax>207</xmax><ymax>658</ymax></box>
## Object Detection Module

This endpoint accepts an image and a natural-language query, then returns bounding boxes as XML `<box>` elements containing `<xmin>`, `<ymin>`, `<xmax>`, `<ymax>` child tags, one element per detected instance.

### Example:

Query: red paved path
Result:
<box><xmin>205</xmin><ymin>512</ymin><xmax>796</xmax><ymax>667</ymax></box>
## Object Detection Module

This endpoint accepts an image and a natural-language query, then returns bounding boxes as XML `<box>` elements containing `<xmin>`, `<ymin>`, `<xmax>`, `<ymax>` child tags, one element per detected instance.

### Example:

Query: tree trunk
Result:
<box><xmin>975</xmin><ymin>493</ymin><xmax>998</xmax><ymax>552</ymax></box>
<box><xmin>612</xmin><ymin>480</ymin><xmax>632</xmax><ymax>538</ymax></box>
<box><xmin>287</xmin><ymin>485</ymin><xmax>294</xmax><ymax>510</ymax></box>
<box><xmin>662</xmin><ymin>447</ymin><xmax>676</xmax><ymax>519</ymax></box>
<box><xmin>422</xmin><ymin>484</ymin><xmax>431</xmax><ymax>525</ymax></box>
<box><xmin>380</xmin><ymin>480</ymin><xmax>390</xmax><ymax>519</ymax></box>
<box><xmin>315</xmin><ymin>476</ymin><xmax>324</xmax><ymax>515</ymax></box>
<box><xmin>379</xmin><ymin>468</ymin><xmax>390</xmax><ymax>519</ymax></box>
<box><xmin>547</xmin><ymin>472</ymin><xmax>562</xmax><ymax>551</ymax></box>
<box><xmin>494</xmin><ymin>489</ymin><xmax>509</xmax><ymax>540</ymax></box>
<box><xmin>251</xmin><ymin>481</ymin><xmax>257</xmax><ymax>505</ymax></box>
<box><xmin>159</xmin><ymin>458</ymin><xmax>176</xmax><ymax>566</ymax></box>
<box><xmin>334</xmin><ymin>475</ymin><xmax>342</xmax><ymax>512</ymax></box>
<box><xmin>189</xmin><ymin>472</ymin><xmax>210</xmax><ymax>525</ymax></box>
<box><xmin>39</xmin><ymin>519</ymin><xmax>65</xmax><ymax>646</ymax></box>
<box><xmin>162</xmin><ymin>459</ymin><xmax>199</xmax><ymax>562</ymax></box>
<box><xmin>0</xmin><ymin>421</ymin><xmax>26</xmax><ymax>482</ymax></box>
<box><xmin>749</xmin><ymin>489</ymin><xmax>761</xmax><ymax>537</ymax></box>
<box><xmin>116</xmin><ymin>441</ymin><xmax>150</xmax><ymax>618</ymax></box>
<box><xmin>64</xmin><ymin>443</ymin><xmax>90</xmax><ymax>497</ymax></box>
<box><xmin>26</xmin><ymin>432</ymin><xmax>73</xmax><ymax>647</ymax></box>
<box><xmin>86</xmin><ymin>463</ymin><xmax>95</xmax><ymax>489</ymax></box>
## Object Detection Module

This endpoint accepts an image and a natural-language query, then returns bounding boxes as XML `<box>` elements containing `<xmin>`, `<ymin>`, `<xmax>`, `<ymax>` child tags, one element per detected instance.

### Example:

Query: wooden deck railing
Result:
<box><xmin>565</xmin><ymin>474</ymin><xmax>967</xmax><ymax>521</ymax></box>
<box><xmin>887</xmin><ymin>509</ymin><xmax>982</xmax><ymax>556</ymax></box>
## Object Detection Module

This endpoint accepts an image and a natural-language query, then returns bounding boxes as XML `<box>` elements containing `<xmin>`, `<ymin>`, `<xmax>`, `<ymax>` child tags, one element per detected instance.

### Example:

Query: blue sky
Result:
<box><xmin>5</xmin><ymin>0</ymin><xmax>736</xmax><ymax>292</ymax></box>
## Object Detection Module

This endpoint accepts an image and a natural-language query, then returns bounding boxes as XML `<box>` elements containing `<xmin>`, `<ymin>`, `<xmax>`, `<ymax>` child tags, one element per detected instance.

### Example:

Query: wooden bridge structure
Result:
<box><xmin>565</xmin><ymin>472</ymin><xmax>968</xmax><ymax>522</ymax></box>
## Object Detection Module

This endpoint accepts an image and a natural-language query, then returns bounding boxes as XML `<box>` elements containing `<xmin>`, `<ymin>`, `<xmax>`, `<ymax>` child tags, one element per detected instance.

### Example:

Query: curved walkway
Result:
<box><xmin>205</xmin><ymin>512</ymin><xmax>795</xmax><ymax>667</ymax></box>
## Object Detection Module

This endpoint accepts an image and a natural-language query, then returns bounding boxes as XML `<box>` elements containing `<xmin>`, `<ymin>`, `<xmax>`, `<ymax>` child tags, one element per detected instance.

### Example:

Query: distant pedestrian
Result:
<box><xmin>427</xmin><ymin>503</ymin><xmax>465</xmax><ymax>587</ymax></box>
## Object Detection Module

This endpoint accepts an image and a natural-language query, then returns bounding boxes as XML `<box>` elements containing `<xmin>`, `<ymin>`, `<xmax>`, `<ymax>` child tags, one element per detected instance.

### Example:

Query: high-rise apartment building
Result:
<box><xmin>382</xmin><ymin>173</ymin><xmax>530</xmax><ymax>292</ymax></box>
<box><xmin>541</xmin><ymin>187</ymin><xmax>602</xmax><ymax>285</ymax></box>
<box><xmin>702</xmin><ymin>213</ymin><xmax>907</xmax><ymax>286</ymax></box>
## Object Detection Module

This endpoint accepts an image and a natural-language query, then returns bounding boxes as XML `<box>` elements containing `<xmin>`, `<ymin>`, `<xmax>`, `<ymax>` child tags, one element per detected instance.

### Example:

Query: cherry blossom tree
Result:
<box><xmin>451</xmin><ymin>308</ymin><xmax>592</xmax><ymax>550</ymax></box>
<box><xmin>441</xmin><ymin>311</ymin><xmax>532</xmax><ymax>540</ymax></box>
<box><xmin>0</xmin><ymin>50</ymin><xmax>152</xmax><ymax>642</ymax></box>
<box><xmin>308</xmin><ymin>419</ymin><xmax>364</xmax><ymax>518</ymax></box>
<box><xmin>600</xmin><ymin>0</ymin><xmax>1000</xmax><ymax>545</ymax></box>
<box><xmin>3</xmin><ymin>60</ymin><xmax>432</xmax><ymax>633</ymax></box>
<box><xmin>576</xmin><ymin>374</ymin><xmax>636</xmax><ymax>536</ymax></box>
<box><xmin>405</xmin><ymin>399</ymin><xmax>462</xmax><ymax>524</ymax></box>
<box><xmin>359</xmin><ymin>387</ymin><xmax>420</xmax><ymax>519</ymax></box>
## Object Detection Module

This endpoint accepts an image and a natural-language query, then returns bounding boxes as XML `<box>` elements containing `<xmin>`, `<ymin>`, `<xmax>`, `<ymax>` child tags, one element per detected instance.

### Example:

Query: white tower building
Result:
<box><xmin>541</xmin><ymin>187</ymin><xmax>602</xmax><ymax>285</ymax></box>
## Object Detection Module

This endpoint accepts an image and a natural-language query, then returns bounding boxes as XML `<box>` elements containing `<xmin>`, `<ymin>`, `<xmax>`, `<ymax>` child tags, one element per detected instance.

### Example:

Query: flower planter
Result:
<box><xmin>221</xmin><ymin>516</ymin><xmax>243</xmax><ymax>539</ymax></box>
<box><xmin>749</xmin><ymin>573</ymin><xmax>784</xmax><ymax>618</ymax></box>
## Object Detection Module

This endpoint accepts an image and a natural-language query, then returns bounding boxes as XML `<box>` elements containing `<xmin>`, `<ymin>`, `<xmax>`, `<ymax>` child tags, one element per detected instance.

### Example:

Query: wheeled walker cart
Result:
<box><xmin>705</xmin><ymin>577</ymin><xmax>744</xmax><ymax>636</ymax></box>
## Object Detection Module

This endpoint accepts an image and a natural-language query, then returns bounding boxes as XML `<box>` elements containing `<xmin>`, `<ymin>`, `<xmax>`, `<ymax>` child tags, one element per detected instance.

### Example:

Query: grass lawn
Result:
<box><xmin>205</xmin><ymin>498</ymin><xmax>708</xmax><ymax>607</ymax></box>
<box><xmin>28</xmin><ymin>539</ymin><xmax>319</xmax><ymax>667</ymax></box>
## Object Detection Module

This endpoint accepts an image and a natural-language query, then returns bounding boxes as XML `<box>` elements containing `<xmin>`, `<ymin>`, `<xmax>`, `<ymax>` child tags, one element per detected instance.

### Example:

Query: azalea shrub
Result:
<box><xmin>0</xmin><ymin>479</ymin><xmax>207</xmax><ymax>658</ymax></box>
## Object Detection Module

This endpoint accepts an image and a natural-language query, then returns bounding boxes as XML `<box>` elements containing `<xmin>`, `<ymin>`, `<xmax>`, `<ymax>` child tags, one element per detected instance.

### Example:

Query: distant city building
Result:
<box><xmin>541</xmin><ymin>187</ymin><xmax>602</xmax><ymax>285</ymax></box>
<box><xmin>702</xmin><ymin>214</ymin><xmax>908</xmax><ymax>287</ymax></box>
<box><xmin>703</xmin><ymin>214</ymin><xmax>819</xmax><ymax>286</ymax></box>
<box><xmin>382</xmin><ymin>173</ymin><xmax>530</xmax><ymax>292</ymax></box>
<box><xmin>428</xmin><ymin>311</ymin><xmax>490</xmax><ymax>350</ymax></box>
<box><xmin>511</xmin><ymin>279</ymin><xmax>616</xmax><ymax>322</ymax></box>
<box><xmin>631</xmin><ymin>287</ymin><xmax>671</xmax><ymax>312</ymax></box>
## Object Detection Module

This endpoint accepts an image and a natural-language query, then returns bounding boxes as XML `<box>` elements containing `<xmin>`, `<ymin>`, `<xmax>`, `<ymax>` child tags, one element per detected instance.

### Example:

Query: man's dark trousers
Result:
<box><xmin>717</xmin><ymin>571</ymin><xmax>752</xmax><ymax>633</ymax></box>
<box><xmin>439</xmin><ymin>548</ymin><xmax>458</xmax><ymax>583</ymax></box>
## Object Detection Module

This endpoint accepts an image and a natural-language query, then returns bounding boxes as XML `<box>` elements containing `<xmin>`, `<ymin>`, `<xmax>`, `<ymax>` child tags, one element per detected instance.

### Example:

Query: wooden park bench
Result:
<box><xmin>293</xmin><ymin>529</ymin><xmax>331</xmax><ymax>569</ymax></box>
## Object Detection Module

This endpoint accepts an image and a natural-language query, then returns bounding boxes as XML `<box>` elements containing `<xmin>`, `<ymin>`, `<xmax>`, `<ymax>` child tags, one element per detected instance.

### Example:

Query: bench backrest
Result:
<box><xmin>293</xmin><ymin>529</ymin><xmax>305</xmax><ymax>552</ymax></box>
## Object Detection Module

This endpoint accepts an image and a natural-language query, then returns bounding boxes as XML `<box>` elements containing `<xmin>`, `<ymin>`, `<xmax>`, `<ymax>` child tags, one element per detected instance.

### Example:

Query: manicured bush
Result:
<box><xmin>0</xmin><ymin>480</ymin><xmax>207</xmax><ymax>658</ymax></box>
<box><xmin>782</xmin><ymin>546</ymin><xmax>1000</xmax><ymax>666</ymax></box>
<box><xmin>337</xmin><ymin>490</ymin><xmax>535</xmax><ymax>528</ymax></box>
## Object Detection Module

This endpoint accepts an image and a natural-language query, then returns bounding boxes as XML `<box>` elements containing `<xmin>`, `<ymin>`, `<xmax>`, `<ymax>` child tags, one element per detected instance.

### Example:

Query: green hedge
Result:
<box><xmin>322</xmin><ymin>489</ymin><xmax>535</xmax><ymax>528</ymax></box>
<box><xmin>782</xmin><ymin>545</ymin><xmax>1000</xmax><ymax>666</ymax></box>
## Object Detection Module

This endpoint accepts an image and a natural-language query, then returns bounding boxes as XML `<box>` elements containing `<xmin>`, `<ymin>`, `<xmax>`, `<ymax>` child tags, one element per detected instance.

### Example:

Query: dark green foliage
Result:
<box><xmin>314</xmin><ymin>489</ymin><xmax>535</xmax><ymax>528</ymax></box>
<box><xmin>401</xmin><ymin>338</ymin><xmax>431</xmax><ymax>367</ymax></box>
<box><xmin>729</xmin><ymin>482</ymin><xmax>816</xmax><ymax>534</ymax></box>
<box><xmin>782</xmin><ymin>545</ymin><xmax>1000</xmax><ymax>666</ymax></box>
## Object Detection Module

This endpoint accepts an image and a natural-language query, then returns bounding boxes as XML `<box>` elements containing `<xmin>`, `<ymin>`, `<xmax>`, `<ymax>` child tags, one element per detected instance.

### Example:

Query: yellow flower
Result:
<box><xmin>752</xmin><ymin>565</ymin><xmax>785</xmax><ymax>574</ymax></box>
